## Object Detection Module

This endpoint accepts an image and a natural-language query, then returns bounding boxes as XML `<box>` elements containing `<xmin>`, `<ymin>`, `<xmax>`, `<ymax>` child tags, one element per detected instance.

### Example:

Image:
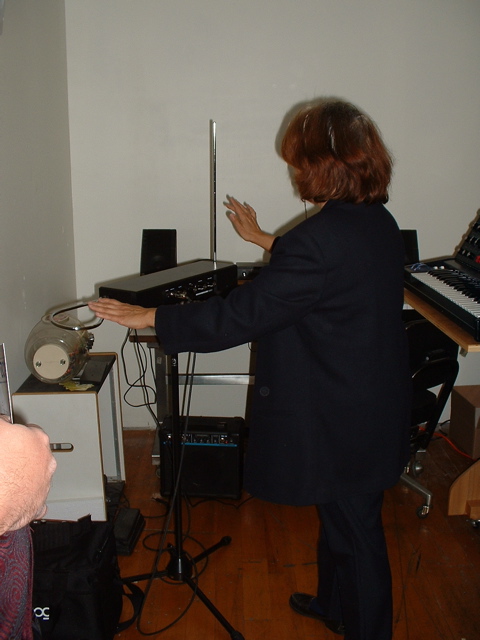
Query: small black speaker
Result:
<box><xmin>159</xmin><ymin>416</ymin><xmax>245</xmax><ymax>499</ymax></box>
<box><xmin>401</xmin><ymin>229</ymin><xmax>419</xmax><ymax>265</ymax></box>
<box><xmin>140</xmin><ymin>229</ymin><xmax>177</xmax><ymax>275</ymax></box>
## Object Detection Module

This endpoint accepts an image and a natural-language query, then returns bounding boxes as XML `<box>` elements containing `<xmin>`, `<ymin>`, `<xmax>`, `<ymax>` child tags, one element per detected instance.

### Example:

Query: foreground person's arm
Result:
<box><xmin>0</xmin><ymin>418</ymin><xmax>57</xmax><ymax>534</ymax></box>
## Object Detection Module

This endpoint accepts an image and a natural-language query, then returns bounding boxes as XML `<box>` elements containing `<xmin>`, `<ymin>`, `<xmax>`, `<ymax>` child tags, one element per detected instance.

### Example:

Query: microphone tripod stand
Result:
<box><xmin>136</xmin><ymin>353</ymin><xmax>245</xmax><ymax>640</ymax></box>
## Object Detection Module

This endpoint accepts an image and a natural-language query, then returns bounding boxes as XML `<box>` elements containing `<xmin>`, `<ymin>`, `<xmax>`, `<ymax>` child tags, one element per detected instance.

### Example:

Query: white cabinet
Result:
<box><xmin>12</xmin><ymin>353</ymin><xmax>125</xmax><ymax>521</ymax></box>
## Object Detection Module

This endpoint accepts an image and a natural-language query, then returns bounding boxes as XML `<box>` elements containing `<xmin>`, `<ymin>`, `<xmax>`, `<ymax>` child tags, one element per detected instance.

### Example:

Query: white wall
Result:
<box><xmin>0</xmin><ymin>0</ymin><xmax>76</xmax><ymax>394</ymax></box>
<box><xmin>64</xmin><ymin>0</ymin><xmax>480</xmax><ymax>426</ymax></box>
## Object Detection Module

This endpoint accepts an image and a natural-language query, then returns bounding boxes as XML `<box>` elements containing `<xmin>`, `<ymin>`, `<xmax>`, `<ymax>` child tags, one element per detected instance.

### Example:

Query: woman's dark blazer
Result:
<box><xmin>155</xmin><ymin>200</ymin><xmax>411</xmax><ymax>506</ymax></box>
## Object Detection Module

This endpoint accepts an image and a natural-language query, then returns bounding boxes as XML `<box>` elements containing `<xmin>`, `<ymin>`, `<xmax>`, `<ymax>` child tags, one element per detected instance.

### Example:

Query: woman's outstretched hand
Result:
<box><xmin>225</xmin><ymin>196</ymin><xmax>276</xmax><ymax>252</ymax></box>
<box><xmin>88</xmin><ymin>298</ymin><xmax>156</xmax><ymax>329</ymax></box>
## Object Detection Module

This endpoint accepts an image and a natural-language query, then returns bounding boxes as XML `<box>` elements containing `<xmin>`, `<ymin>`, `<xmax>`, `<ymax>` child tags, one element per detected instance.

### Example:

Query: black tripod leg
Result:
<box><xmin>192</xmin><ymin>535</ymin><xmax>232</xmax><ymax>564</ymax></box>
<box><xmin>128</xmin><ymin>536</ymin><xmax>233</xmax><ymax>583</ymax></box>
<box><xmin>183</xmin><ymin>574</ymin><xmax>245</xmax><ymax>640</ymax></box>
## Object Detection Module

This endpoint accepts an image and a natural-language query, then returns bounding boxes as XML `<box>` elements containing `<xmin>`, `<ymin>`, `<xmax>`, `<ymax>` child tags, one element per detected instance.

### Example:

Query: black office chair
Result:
<box><xmin>400</xmin><ymin>314</ymin><xmax>459</xmax><ymax>517</ymax></box>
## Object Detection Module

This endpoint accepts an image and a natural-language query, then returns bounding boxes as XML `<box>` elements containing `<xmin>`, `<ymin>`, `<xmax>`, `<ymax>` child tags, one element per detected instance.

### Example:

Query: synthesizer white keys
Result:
<box><xmin>410</xmin><ymin>272</ymin><xmax>480</xmax><ymax>318</ymax></box>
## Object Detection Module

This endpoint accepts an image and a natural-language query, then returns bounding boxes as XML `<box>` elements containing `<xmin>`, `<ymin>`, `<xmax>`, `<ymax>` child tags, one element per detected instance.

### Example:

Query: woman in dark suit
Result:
<box><xmin>89</xmin><ymin>98</ymin><xmax>411</xmax><ymax>640</ymax></box>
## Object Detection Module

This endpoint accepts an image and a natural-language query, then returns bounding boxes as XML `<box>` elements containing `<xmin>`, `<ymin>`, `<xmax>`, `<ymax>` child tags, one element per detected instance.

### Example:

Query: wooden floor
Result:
<box><xmin>115</xmin><ymin>429</ymin><xmax>480</xmax><ymax>640</ymax></box>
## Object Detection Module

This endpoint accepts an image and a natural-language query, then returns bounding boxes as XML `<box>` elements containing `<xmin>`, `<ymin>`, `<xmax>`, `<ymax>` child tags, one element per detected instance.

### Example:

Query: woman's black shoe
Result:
<box><xmin>289</xmin><ymin>592</ymin><xmax>345</xmax><ymax>636</ymax></box>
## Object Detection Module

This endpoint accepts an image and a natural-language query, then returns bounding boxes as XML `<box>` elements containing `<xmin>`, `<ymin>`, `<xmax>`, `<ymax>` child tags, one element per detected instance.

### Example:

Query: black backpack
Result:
<box><xmin>31</xmin><ymin>516</ymin><xmax>142</xmax><ymax>640</ymax></box>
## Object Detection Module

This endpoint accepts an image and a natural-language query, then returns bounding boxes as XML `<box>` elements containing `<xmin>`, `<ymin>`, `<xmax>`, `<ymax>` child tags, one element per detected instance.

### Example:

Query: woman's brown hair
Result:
<box><xmin>281</xmin><ymin>99</ymin><xmax>393</xmax><ymax>204</ymax></box>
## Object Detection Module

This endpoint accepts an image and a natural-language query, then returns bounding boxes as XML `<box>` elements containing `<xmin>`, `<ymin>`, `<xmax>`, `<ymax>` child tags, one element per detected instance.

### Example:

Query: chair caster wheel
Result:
<box><xmin>411</xmin><ymin>460</ymin><xmax>424</xmax><ymax>476</ymax></box>
<box><xmin>416</xmin><ymin>505</ymin><xmax>430</xmax><ymax>518</ymax></box>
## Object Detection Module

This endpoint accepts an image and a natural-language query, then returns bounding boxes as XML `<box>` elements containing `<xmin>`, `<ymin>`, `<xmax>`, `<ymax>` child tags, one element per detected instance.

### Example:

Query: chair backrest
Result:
<box><xmin>411</xmin><ymin>355</ymin><xmax>458</xmax><ymax>392</ymax></box>
<box><xmin>405</xmin><ymin>318</ymin><xmax>460</xmax><ymax>451</ymax></box>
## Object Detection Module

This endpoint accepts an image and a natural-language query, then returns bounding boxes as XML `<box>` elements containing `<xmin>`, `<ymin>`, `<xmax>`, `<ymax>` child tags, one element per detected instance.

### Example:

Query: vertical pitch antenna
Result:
<box><xmin>210</xmin><ymin>120</ymin><xmax>217</xmax><ymax>263</ymax></box>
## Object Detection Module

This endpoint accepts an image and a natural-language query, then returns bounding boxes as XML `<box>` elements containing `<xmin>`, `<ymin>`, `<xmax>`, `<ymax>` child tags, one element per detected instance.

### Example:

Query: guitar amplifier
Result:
<box><xmin>159</xmin><ymin>416</ymin><xmax>245</xmax><ymax>499</ymax></box>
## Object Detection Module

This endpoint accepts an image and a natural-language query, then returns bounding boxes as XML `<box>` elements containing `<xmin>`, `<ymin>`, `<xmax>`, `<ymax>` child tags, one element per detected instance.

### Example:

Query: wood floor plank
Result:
<box><xmin>116</xmin><ymin>430</ymin><xmax>480</xmax><ymax>640</ymax></box>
